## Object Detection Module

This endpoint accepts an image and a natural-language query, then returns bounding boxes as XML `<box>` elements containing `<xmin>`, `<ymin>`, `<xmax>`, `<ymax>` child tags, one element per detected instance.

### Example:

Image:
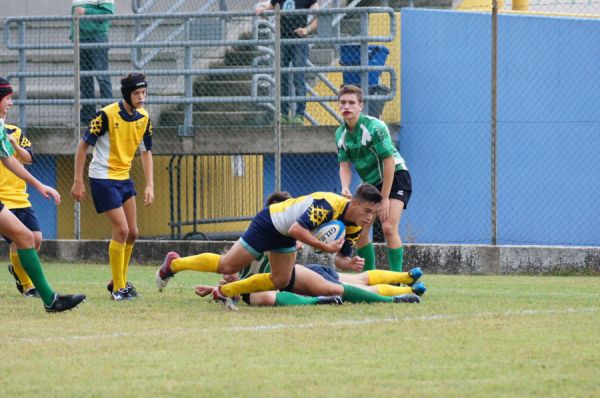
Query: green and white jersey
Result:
<box><xmin>335</xmin><ymin>113</ymin><xmax>407</xmax><ymax>185</ymax></box>
<box><xmin>238</xmin><ymin>253</ymin><xmax>271</xmax><ymax>280</ymax></box>
<box><xmin>0</xmin><ymin>119</ymin><xmax>16</xmax><ymax>158</ymax></box>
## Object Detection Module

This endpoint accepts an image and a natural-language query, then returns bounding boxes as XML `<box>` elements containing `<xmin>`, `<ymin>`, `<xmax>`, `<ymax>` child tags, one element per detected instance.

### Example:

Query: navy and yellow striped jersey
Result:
<box><xmin>0</xmin><ymin>123</ymin><xmax>33</xmax><ymax>209</ymax></box>
<box><xmin>269</xmin><ymin>191</ymin><xmax>361</xmax><ymax>256</ymax></box>
<box><xmin>83</xmin><ymin>101</ymin><xmax>152</xmax><ymax>180</ymax></box>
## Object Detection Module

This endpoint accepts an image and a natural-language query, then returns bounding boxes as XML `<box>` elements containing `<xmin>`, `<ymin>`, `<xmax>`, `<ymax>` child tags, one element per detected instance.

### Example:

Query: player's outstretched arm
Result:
<box><xmin>1</xmin><ymin>156</ymin><xmax>60</xmax><ymax>204</ymax></box>
<box><xmin>339</xmin><ymin>161</ymin><xmax>353</xmax><ymax>199</ymax></box>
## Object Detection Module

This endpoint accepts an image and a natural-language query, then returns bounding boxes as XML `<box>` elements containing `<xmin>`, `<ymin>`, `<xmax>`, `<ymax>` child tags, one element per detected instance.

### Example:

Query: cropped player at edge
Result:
<box><xmin>72</xmin><ymin>73</ymin><xmax>154</xmax><ymax>301</ymax></box>
<box><xmin>156</xmin><ymin>184</ymin><xmax>383</xmax><ymax>310</ymax></box>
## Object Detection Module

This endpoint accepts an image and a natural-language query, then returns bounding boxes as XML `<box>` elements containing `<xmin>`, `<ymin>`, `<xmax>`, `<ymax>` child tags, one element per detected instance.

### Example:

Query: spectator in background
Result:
<box><xmin>255</xmin><ymin>0</ymin><xmax>318</xmax><ymax>125</ymax></box>
<box><xmin>70</xmin><ymin>0</ymin><xmax>115</xmax><ymax>126</ymax></box>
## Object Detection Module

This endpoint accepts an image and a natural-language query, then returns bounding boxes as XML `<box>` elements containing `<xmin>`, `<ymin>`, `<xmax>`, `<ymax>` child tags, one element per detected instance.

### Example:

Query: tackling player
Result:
<box><xmin>156</xmin><ymin>184</ymin><xmax>383</xmax><ymax>310</ymax></box>
<box><xmin>72</xmin><ymin>72</ymin><xmax>154</xmax><ymax>301</ymax></box>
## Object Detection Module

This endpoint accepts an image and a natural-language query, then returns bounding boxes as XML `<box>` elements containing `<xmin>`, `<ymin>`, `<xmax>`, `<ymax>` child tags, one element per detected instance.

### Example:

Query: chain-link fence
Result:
<box><xmin>1</xmin><ymin>4</ymin><xmax>399</xmax><ymax>240</ymax></box>
<box><xmin>1</xmin><ymin>0</ymin><xmax>599</xmax><ymax>245</ymax></box>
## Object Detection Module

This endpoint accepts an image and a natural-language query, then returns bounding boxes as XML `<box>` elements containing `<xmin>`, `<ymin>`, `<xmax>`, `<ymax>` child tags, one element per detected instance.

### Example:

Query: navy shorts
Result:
<box><xmin>3</xmin><ymin>207</ymin><xmax>41</xmax><ymax>244</ymax></box>
<box><xmin>303</xmin><ymin>264</ymin><xmax>341</xmax><ymax>285</ymax></box>
<box><xmin>239</xmin><ymin>207</ymin><xmax>296</xmax><ymax>257</ymax></box>
<box><xmin>89</xmin><ymin>178</ymin><xmax>136</xmax><ymax>214</ymax></box>
<box><xmin>376</xmin><ymin>169</ymin><xmax>412</xmax><ymax>209</ymax></box>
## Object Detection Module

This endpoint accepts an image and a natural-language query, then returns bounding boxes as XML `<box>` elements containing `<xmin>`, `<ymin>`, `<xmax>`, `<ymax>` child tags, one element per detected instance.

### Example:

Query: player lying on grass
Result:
<box><xmin>0</xmin><ymin>88</ymin><xmax>86</xmax><ymax>312</ymax></box>
<box><xmin>193</xmin><ymin>256</ymin><xmax>426</xmax><ymax>307</ymax></box>
<box><xmin>156</xmin><ymin>184</ymin><xmax>383</xmax><ymax>310</ymax></box>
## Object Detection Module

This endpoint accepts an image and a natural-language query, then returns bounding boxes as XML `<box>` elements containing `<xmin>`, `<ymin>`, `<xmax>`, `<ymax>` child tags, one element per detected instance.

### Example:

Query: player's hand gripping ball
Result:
<box><xmin>312</xmin><ymin>220</ymin><xmax>346</xmax><ymax>253</ymax></box>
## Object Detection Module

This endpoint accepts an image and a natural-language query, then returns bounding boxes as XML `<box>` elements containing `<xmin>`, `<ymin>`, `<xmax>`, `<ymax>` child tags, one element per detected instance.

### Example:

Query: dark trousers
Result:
<box><xmin>280</xmin><ymin>42</ymin><xmax>309</xmax><ymax>117</ymax></box>
<box><xmin>80</xmin><ymin>35</ymin><xmax>112</xmax><ymax>125</ymax></box>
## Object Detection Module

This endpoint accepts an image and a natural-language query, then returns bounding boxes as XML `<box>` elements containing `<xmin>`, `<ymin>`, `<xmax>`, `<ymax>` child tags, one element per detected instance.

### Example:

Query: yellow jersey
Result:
<box><xmin>83</xmin><ymin>101</ymin><xmax>152</xmax><ymax>180</ymax></box>
<box><xmin>0</xmin><ymin>124</ymin><xmax>32</xmax><ymax>209</ymax></box>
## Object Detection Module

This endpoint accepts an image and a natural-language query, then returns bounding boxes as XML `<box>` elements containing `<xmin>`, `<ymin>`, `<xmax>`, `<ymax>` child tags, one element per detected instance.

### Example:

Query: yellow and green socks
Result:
<box><xmin>170</xmin><ymin>253</ymin><xmax>220</xmax><ymax>274</ymax></box>
<box><xmin>123</xmin><ymin>243</ymin><xmax>134</xmax><ymax>282</ymax></box>
<box><xmin>341</xmin><ymin>283</ymin><xmax>391</xmax><ymax>303</ymax></box>
<box><xmin>275</xmin><ymin>291</ymin><xmax>321</xmax><ymax>306</ymax></box>
<box><xmin>109</xmin><ymin>240</ymin><xmax>126</xmax><ymax>291</ymax></box>
<box><xmin>387</xmin><ymin>246</ymin><xmax>404</xmax><ymax>272</ymax></box>
<box><xmin>357</xmin><ymin>242</ymin><xmax>376</xmax><ymax>271</ymax></box>
<box><xmin>17</xmin><ymin>248</ymin><xmax>55</xmax><ymax>306</ymax></box>
<box><xmin>366</xmin><ymin>269</ymin><xmax>414</xmax><ymax>286</ymax></box>
<box><xmin>375</xmin><ymin>284</ymin><xmax>412</xmax><ymax>297</ymax></box>
<box><xmin>9</xmin><ymin>251</ymin><xmax>34</xmax><ymax>292</ymax></box>
<box><xmin>220</xmin><ymin>273</ymin><xmax>276</xmax><ymax>297</ymax></box>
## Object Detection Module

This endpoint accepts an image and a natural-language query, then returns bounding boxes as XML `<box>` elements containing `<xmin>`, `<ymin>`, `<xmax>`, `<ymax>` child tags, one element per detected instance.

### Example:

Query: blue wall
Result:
<box><xmin>401</xmin><ymin>9</ymin><xmax>600</xmax><ymax>245</ymax></box>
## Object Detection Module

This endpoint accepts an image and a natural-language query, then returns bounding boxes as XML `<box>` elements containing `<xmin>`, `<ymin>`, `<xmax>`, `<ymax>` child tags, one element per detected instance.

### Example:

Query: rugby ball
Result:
<box><xmin>312</xmin><ymin>220</ymin><xmax>346</xmax><ymax>252</ymax></box>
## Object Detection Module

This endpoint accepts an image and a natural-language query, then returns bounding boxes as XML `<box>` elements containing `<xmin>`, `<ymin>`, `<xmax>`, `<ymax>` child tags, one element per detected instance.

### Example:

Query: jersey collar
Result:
<box><xmin>118</xmin><ymin>100</ymin><xmax>145</xmax><ymax>122</ymax></box>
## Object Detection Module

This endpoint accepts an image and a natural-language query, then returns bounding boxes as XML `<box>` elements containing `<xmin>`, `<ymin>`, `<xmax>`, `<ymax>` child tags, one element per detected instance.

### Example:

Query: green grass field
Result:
<box><xmin>1</xmin><ymin>263</ymin><xmax>599</xmax><ymax>397</ymax></box>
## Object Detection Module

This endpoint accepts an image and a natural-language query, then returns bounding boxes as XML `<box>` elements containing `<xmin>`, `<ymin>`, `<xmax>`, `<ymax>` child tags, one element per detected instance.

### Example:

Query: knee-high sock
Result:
<box><xmin>375</xmin><ymin>284</ymin><xmax>412</xmax><ymax>297</ymax></box>
<box><xmin>10</xmin><ymin>251</ymin><xmax>34</xmax><ymax>291</ymax></box>
<box><xmin>109</xmin><ymin>240</ymin><xmax>126</xmax><ymax>291</ymax></box>
<box><xmin>170</xmin><ymin>253</ymin><xmax>220</xmax><ymax>274</ymax></box>
<box><xmin>17</xmin><ymin>248</ymin><xmax>54</xmax><ymax>306</ymax></box>
<box><xmin>341</xmin><ymin>283</ymin><xmax>391</xmax><ymax>303</ymax></box>
<box><xmin>367</xmin><ymin>269</ymin><xmax>413</xmax><ymax>286</ymax></box>
<box><xmin>357</xmin><ymin>243</ymin><xmax>376</xmax><ymax>271</ymax></box>
<box><xmin>220</xmin><ymin>273</ymin><xmax>276</xmax><ymax>297</ymax></box>
<box><xmin>123</xmin><ymin>243</ymin><xmax>134</xmax><ymax>282</ymax></box>
<box><xmin>275</xmin><ymin>291</ymin><xmax>320</xmax><ymax>306</ymax></box>
<box><xmin>387</xmin><ymin>246</ymin><xmax>404</xmax><ymax>272</ymax></box>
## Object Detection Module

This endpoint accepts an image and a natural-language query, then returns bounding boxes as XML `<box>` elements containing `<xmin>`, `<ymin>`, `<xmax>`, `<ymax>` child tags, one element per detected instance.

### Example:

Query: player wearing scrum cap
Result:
<box><xmin>71</xmin><ymin>72</ymin><xmax>154</xmax><ymax>301</ymax></box>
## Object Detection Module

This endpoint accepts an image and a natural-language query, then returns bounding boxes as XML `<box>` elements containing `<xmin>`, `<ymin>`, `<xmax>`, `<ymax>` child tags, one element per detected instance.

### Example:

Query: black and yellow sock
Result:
<box><xmin>123</xmin><ymin>243</ymin><xmax>134</xmax><ymax>283</ymax></box>
<box><xmin>17</xmin><ymin>248</ymin><xmax>55</xmax><ymax>306</ymax></box>
<box><xmin>275</xmin><ymin>291</ymin><xmax>320</xmax><ymax>306</ymax></box>
<box><xmin>388</xmin><ymin>246</ymin><xmax>404</xmax><ymax>272</ymax></box>
<box><xmin>220</xmin><ymin>273</ymin><xmax>276</xmax><ymax>297</ymax></box>
<box><xmin>366</xmin><ymin>269</ymin><xmax>413</xmax><ymax>286</ymax></box>
<box><xmin>341</xmin><ymin>283</ymin><xmax>391</xmax><ymax>303</ymax></box>
<box><xmin>375</xmin><ymin>284</ymin><xmax>412</xmax><ymax>297</ymax></box>
<box><xmin>357</xmin><ymin>243</ymin><xmax>376</xmax><ymax>271</ymax></box>
<box><xmin>170</xmin><ymin>253</ymin><xmax>220</xmax><ymax>274</ymax></box>
<box><xmin>109</xmin><ymin>240</ymin><xmax>126</xmax><ymax>291</ymax></box>
<box><xmin>10</xmin><ymin>251</ymin><xmax>34</xmax><ymax>291</ymax></box>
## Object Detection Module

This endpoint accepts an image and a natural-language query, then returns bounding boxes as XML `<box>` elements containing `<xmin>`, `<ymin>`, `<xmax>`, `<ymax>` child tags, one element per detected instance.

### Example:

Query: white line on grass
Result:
<box><xmin>7</xmin><ymin>306</ymin><xmax>598</xmax><ymax>344</ymax></box>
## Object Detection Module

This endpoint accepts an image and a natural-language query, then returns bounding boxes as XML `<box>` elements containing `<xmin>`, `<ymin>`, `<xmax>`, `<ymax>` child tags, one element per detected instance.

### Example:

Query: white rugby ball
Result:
<box><xmin>312</xmin><ymin>220</ymin><xmax>346</xmax><ymax>252</ymax></box>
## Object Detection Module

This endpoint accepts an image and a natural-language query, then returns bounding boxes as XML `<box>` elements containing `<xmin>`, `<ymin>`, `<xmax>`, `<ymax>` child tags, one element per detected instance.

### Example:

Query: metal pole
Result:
<box><xmin>74</xmin><ymin>14</ymin><xmax>81</xmax><ymax>240</ymax></box>
<box><xmin>274</xmin><ymin>4</ymin><xmax>282</xmax><ymax>192</ymax></box>
<box><xmin>183</xmin><ymin>20</ymin><xmax>193</xmax><ymax>137</ymax></box>
<box><xmin>491</xmin><ymin>0</ymin><xmax>498</xmax><ymax>245</ymax></box>
<box><xmin>17</xmin><ymin>22</ymin><xmax>27</xmax><ymax>130</ymax></box>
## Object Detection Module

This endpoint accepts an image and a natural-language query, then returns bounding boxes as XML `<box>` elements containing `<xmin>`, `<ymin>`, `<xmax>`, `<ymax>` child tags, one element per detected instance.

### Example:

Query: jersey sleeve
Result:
<box><xmin>0</xmin><ymin>121</ymin><xmax>15</xmax><ymax>158</ymax></box>
<box><xmin>296</xmin><ymin>198</ymin><xmax>335</xmax><ymax>231</ymax></box>
<box><xmin>139</xmin><ymin>118</ymin><xmax>153</xmax><ymax>152</ymax></box>
<box><xmin>82</xmin><ymin>111</ymin><xmax>109</xmax><ymax>146</ymax></box>
<box><xmin>371</xmin><ymin>121</ymin><xmax>396</xmax><ymax>159</ymax></box>
<box><xmin>17</xmin><ymin>129</ymin><xmax>34</xmax><ymax>161</ymax></box>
